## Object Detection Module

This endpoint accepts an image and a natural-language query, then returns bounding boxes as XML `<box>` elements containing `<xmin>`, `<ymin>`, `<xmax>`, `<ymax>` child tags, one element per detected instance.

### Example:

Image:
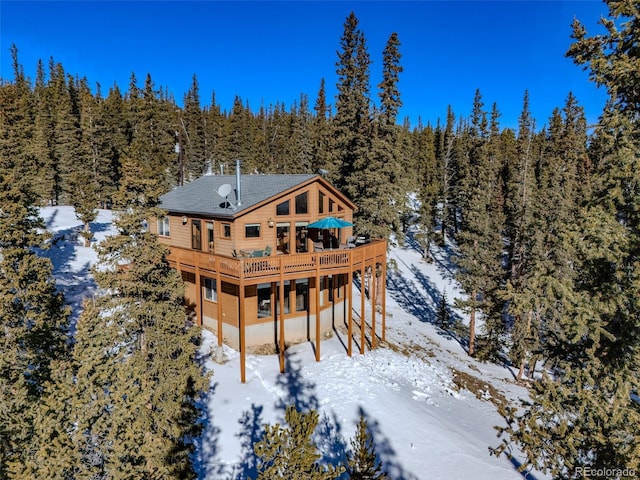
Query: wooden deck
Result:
<box><xmin>165</xmin><ymin>239</ymin><xmax>387</xmax><ymax>284</ymax></box>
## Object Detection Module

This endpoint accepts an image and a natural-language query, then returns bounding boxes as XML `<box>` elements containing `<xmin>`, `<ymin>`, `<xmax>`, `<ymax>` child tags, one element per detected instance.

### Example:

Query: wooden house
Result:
<box><xmin>151</xmin><ymin>165</ymin><xmax>387</xmax><ymax>382</ymax></box>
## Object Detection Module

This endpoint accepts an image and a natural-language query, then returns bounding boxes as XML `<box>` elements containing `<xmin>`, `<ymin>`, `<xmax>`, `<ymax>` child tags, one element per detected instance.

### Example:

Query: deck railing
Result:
<box><xmin>166</xmin><ymin>239</ymin><xmax>386</xmax><ymax>282</ymax></box>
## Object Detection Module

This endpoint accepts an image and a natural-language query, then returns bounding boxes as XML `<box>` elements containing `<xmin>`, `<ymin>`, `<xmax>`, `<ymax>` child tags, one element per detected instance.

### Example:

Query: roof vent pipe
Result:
<box><xmin>235</xmin><ymin>159</ymin><xmax>242</xmax><ymax>206</ymax></box>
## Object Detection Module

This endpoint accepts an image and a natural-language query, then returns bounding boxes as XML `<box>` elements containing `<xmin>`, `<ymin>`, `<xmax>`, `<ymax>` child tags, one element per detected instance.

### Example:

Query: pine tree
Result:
<box><xmin>346</xmin><ymin>415</ymin><xmax>388</xmax><ymax>480</ymax></box>
<box><xmin>454</xmin><ymin>91</ymin><xmax>504</xmax><ymax>357</ymax></box>
<box><xmin>254</xmin><ymin>405</ymin><xmax>343</xmax><ymax>480</ymax></box>
<box><xmin>436</xmin><ymin>291</ymin><xmax>450</xmax><ymax>329</ymax></box>
<box><xmin>496</xmin><ymin>2</ymin><xmax>640</xmax><ymax>474</ymax></box>
<box><xmin>69</xmin><ymin>149</ymin><xmax>208</xmax><ymax>478</ymax></box>
<box><xmin>501</xmin><ymin>91</ymin><xmax>544</xmax><ymax>380</ymax></box>
<box><xmin>0</xmin><ymin>77</ymin><xmax>70</xmax><ymax>475</ymax></box>
<box><xmin>310</xmin><ymin>78</ymin><xmax>333</xmax><ymax>174</ymax></box>
<box><xmin>332</xmin><ymin>12</ymin><xmax>372</xmax><ymax>199</ymax></box>
<box><xmin>181</xmin><ymin>74</ymin><xmax>208</xmax><ymax>182</ymax></box>
<box><xmin>414</xmin><ymin>122</ymin><xmax>440</xmax><ymax>260</ymax></box>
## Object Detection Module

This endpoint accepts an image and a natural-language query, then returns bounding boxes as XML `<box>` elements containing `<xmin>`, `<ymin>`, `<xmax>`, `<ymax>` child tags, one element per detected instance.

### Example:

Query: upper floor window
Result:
<box><xmin>276</xmin><ymin>200</ymin><xmax>290</xmax><ymax>216</ymax></box>
<box><xmin>158</xmin><ymin>216</ymin><xmax>170</xmax><ymax>237</ymax></box>
<box><xmin>295</xmin><ymin>192</ymin><xmax>308</xmax><ymax>215</ymax></box>
<box><xmin>206</xmin><ymin>222</ymin><xmax>214</xmax><ymax>252</ymax></box>
<box><xmin>192</xmin><ymin>220</ymin><xmax>202</xmax><ymax>250</ymax></box>
<box><xmin>222</xmin><ymin>223</ymin><xmax>231</xmax><ymax>238</ymax></box>
<box><xmin>319</xmin><ymin>192</ymin><xmax>325</xmax><ymax>214</ymax></box>
<box><xmin>245</xmin><ymin>224</ymin><xmax>260</xmax><ymax>238</ymax></box>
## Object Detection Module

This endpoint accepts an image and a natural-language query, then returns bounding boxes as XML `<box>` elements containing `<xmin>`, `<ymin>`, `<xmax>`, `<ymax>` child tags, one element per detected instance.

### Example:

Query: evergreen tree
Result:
<box><xmin>454</xmin><ymin>90</ymin><xmax>504</xmax><ymax>357</ymax></box>
<box><xmin>332</xmin><ymin>12</ymin><xmax>372</xmax><ymax>199</ymax></box>
<box><xmin>358</xmin><ymin>32</ymin><xmax>404</xmax><ymax>239</ymax></box>
<box><xmin>436</xmin><ymin>291</ymin><xmax>450</xmax><ymax>330</ymax></box>
<box><xmin>254</xmin><ymin>405</ymin><xmax>343</xmax><ymax>480</ymax></box>
<box><xmin>346</xmin><ymin>415</ymin><xmax>388</xmax><ymax>480</ymax></box>
<box><xmin>496</xmin><ymin>2</ymin><xmax>640</xmax><ymax>474</ymax></box>
<box><xmin>501</xmin><ymin>91</ymin><xmax>543</xmax><ymax>380</ymax></box>
<box><xmin>414</xmin><ymin>122</ymin><xmax>440</xmax><ymax>260</ymax></box>
<box><xmin>181</xmin><ymin>74</ymin><xmax>208</xmax><ymax>182</ymax></box>
<box><xmin>437</xmin><ymin>107</ymin><xmax>456</xmax><ymax>245</ymax></box>
<box><xmin>69</xmin><ymin>150</ymin><xmax>208</xmax><ymax>478</ymax></box>
<box><xmin>0</xmin><ymin>79</ymin><xmax>70</xmax><ymax>475</ymax></box>
<box><xmin>310</xmin><ymin>78</ymin><xmax>333</xmax><ymax>174</ymax></box>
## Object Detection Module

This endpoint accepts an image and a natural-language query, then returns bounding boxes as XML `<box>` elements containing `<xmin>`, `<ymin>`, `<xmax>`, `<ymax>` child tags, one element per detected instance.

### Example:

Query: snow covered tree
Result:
<box><xmin>254</xmin><ymin>405</ymin><xmax>344</xmax><ymax>480</ymax></box>
<box><xmin>346</xmin><ymin>415</ymin><xmax>387</xmax><ymax>480</ymax></box>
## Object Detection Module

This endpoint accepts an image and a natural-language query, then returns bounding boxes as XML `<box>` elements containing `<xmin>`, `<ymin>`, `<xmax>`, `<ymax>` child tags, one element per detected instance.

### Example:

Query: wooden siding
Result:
<box><xmin>155</xmin><ymin>177</ymin><xmax>355</xmax><ymax>257</ymax></box>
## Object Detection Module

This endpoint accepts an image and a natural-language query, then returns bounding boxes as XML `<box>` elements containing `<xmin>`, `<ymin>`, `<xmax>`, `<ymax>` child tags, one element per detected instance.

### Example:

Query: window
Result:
<box><xmin>192</xmin><ymin>220</ymin><xmax>202</xmax><ymax>250</ymax></box>
<box><xmin>207</xmin><ymin>222</ymin><xmax>214</xmax><ymax>252</ymax></box>
<box><xmin>295</xmin><ymin>192</ymin><xmax>308</xmax><ymax>215</ymax></box>
<box><xmin>277</xmin><ymin>223</ymin><xmax>290</xmax><ymax>254</ymax></box>
<box><xmin>258</xmin><ymin>284</ymin><xmax>271</xmax><ymax>318</ymax></box>
<box><xmin>295</xmin><ymin>279</ymin><xmax>308</xmax><ymax>312</ymax></box>
<box><xmin>203</xmin><ymin>277</ymin><xmax>217</xmax><ymax>302</ymax></box>
<box><xmin>158</xmin><ymin>216</ymin><xmax>170</xmax><ymax>237</ymax></box>
<box><xmin>319</xmin><ymin>192</ymin><xmax>325</xmax><ymax>214</ymax></box>
<box><xmin>329</xmin><ymin>198</ymin><xmax>335</xmax><ymax>213</ymax></box>
<box><xmin>245</xmin><ymin>224</ymin><xmax>260</xmax><ymax>238</ymax></box>
<box><xmin>222</xmin><ymin>223</ymin><xmax>231</xmax><ymax>238</ymax></box>
<box><xmin>276</xmin><ymin>200</ymin><xmax>290</xmax><ymax>216</ymax></box>
<box><xmin>295</xmin><ymin>223</ymin><xmax>308</xmax><ymax>253</ymax></box>
<box><xmin>276</xmin><ymin>281</ymin><xmax>291</xmax><ymax>314</ymax></box>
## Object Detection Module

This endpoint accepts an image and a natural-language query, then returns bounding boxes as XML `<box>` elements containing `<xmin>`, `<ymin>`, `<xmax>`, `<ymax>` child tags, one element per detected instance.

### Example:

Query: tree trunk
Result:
<box><xmin>468</xmin><ymin>291</ymin><xmax>476</xmax><ymax>356</ymax></box>
<box><xmin>84</xmin><ymin>222</ymin><xmax>91</xmax><ymax>247</ymax></box>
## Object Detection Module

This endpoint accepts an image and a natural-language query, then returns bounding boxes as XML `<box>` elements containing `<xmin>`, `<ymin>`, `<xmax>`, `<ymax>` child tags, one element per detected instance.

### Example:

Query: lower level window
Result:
<box><xmin>258</xmin><ymin>283</ymin><xmax>271</xmax><ymax>318</ymax></box>
<box><xmin>203</xmin><ymin>277</ymin><xmax>217</xmax><ymax>302</ymax></box>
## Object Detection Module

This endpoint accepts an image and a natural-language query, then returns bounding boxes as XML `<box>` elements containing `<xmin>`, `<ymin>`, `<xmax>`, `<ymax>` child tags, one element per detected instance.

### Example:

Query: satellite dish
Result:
<box><xmin>217</xmin><ymin>184</ymin><xmax>232</xmax><ymax>198</ymax></box>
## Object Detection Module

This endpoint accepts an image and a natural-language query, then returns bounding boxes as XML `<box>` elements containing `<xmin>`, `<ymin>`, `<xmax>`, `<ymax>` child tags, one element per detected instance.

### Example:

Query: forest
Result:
<box><xmin>0</xmin><ymin>1</ymin><xmax>638</xmax><ymax>478</ymax></box>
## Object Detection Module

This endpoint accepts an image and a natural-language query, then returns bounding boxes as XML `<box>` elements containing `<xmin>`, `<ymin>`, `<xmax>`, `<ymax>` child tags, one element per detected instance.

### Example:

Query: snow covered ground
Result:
<box><xmin>40</xmin><ymin>206</ymin><xmax>548</xmax><ymax>480</ymax></box>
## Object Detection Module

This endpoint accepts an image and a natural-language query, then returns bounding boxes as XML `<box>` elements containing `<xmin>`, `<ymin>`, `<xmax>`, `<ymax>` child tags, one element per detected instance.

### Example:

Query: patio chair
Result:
<box><xmin>264</xmin><ymin>245</ymin><xmax>272</xmax><ymax>256</ymax></box>
<box><xmin>313</xmin><ymin>241</ymin><xmax>324</xmax><ymax>252</ymax></box>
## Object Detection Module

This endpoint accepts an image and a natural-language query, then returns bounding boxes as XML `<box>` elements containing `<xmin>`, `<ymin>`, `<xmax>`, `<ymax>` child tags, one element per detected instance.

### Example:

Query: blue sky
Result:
<box><xmin>1</xmin><ymin>1</ymin><xmax>609</xmax><ymax>130</ymax></box>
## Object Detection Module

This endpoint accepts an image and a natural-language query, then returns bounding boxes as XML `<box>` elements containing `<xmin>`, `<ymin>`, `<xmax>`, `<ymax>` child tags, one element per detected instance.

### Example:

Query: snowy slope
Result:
<box><xmin>39</xmin><ymin>206</ymin><xmax>547</xmax><ymax>480</ymax></box>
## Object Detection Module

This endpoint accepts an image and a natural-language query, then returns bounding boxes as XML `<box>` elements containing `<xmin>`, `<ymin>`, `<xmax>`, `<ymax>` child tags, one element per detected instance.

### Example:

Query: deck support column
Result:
<box><xmin>381</xmin><ymin>257</ymin><xmax>387</xmax><ymax>342</ymax></box>
<box><xmin>216</xmin><ymin>266</ymin><xmax>223</xmax><ymax>346</ymax></box>
<box><xmin>195</xmin><ymin>265</ymin><xmax>202</xmax><ymax>326</ymax></box>
<box><xmin>239</xmin><ymin>276</ymin><xmax>246</xmax><ymax>383</ymax></box>
<box><xmin>315</xmin><ymin>255</ymin><xmax>321</xmax><ymax>362</ymax></box>
<box><xmin>347</xmin><ymin>255</ymin><xmax>353</xmax><ymax>357</ymax></box>
<box><xmin>360</xmin><ymin>263</ymin><xmax>366</xmax><ymax>354</ymax></box>
<box><xmin>279</xmin><ymin>272</ymin><xmax>285</xmax><ymax>373</ymax></box>
<box><xmin>371</xmin><ymin>260</ymin><xmax>376</xmax><ymax>349</ymax></box>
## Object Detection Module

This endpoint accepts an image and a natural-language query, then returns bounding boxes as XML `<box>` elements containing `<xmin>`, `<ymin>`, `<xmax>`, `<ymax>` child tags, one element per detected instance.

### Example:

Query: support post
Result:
<box><xmin>360</xmin><ymin>263</ymin><xmax>366</xmax><ymax>354</ymax></box>
<box><xmin>347</xmin><ymin>259</ymin><xmax>353</xmax><ymax>357</ymax></box>
<box><xmin>315</xmin><ymin>254</ymin><xmax>321</xmax><ymax>362</ymax></box>
<box><xmin>239</xmin><ymin>278</ymin><xmax>246</xmax><ymax>383</ymax></box>
<box><xmin>216</xmin><ymin>265</ymin><xmax>223</xmax><ymax>346</ymax></box>
<box><xmin>279</xmin><ymin>272</ymin><xmax>285</xmax><ymax>373</ymax></box>
<box><xmin>195</xmin><ymin>265</ymin><xmax>202</xmax><ymax>326</ymax></box>
<box><xmin>371</xmin><ymin>261</ymin><xmax>376</xmax><ymax>349</ymax></box>
<box><xmin>381</xmin><ymin>256</ymin><xmax>387</xmax><ymax>342</ymax></box>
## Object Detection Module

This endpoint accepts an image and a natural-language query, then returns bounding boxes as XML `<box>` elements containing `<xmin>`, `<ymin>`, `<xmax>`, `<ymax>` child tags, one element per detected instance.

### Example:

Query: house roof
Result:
<box><xmin>159</xmin><ymin>173</ymin><xmax>325</xmax><ymax>218</ymax></box>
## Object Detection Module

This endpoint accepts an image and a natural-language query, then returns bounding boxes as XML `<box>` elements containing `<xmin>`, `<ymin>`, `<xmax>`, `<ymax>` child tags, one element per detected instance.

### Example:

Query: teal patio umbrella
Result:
<box><xmin>307</xmin><ymin>216</ymin><xmax>353</xmax><ymax>229</ymax></box>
